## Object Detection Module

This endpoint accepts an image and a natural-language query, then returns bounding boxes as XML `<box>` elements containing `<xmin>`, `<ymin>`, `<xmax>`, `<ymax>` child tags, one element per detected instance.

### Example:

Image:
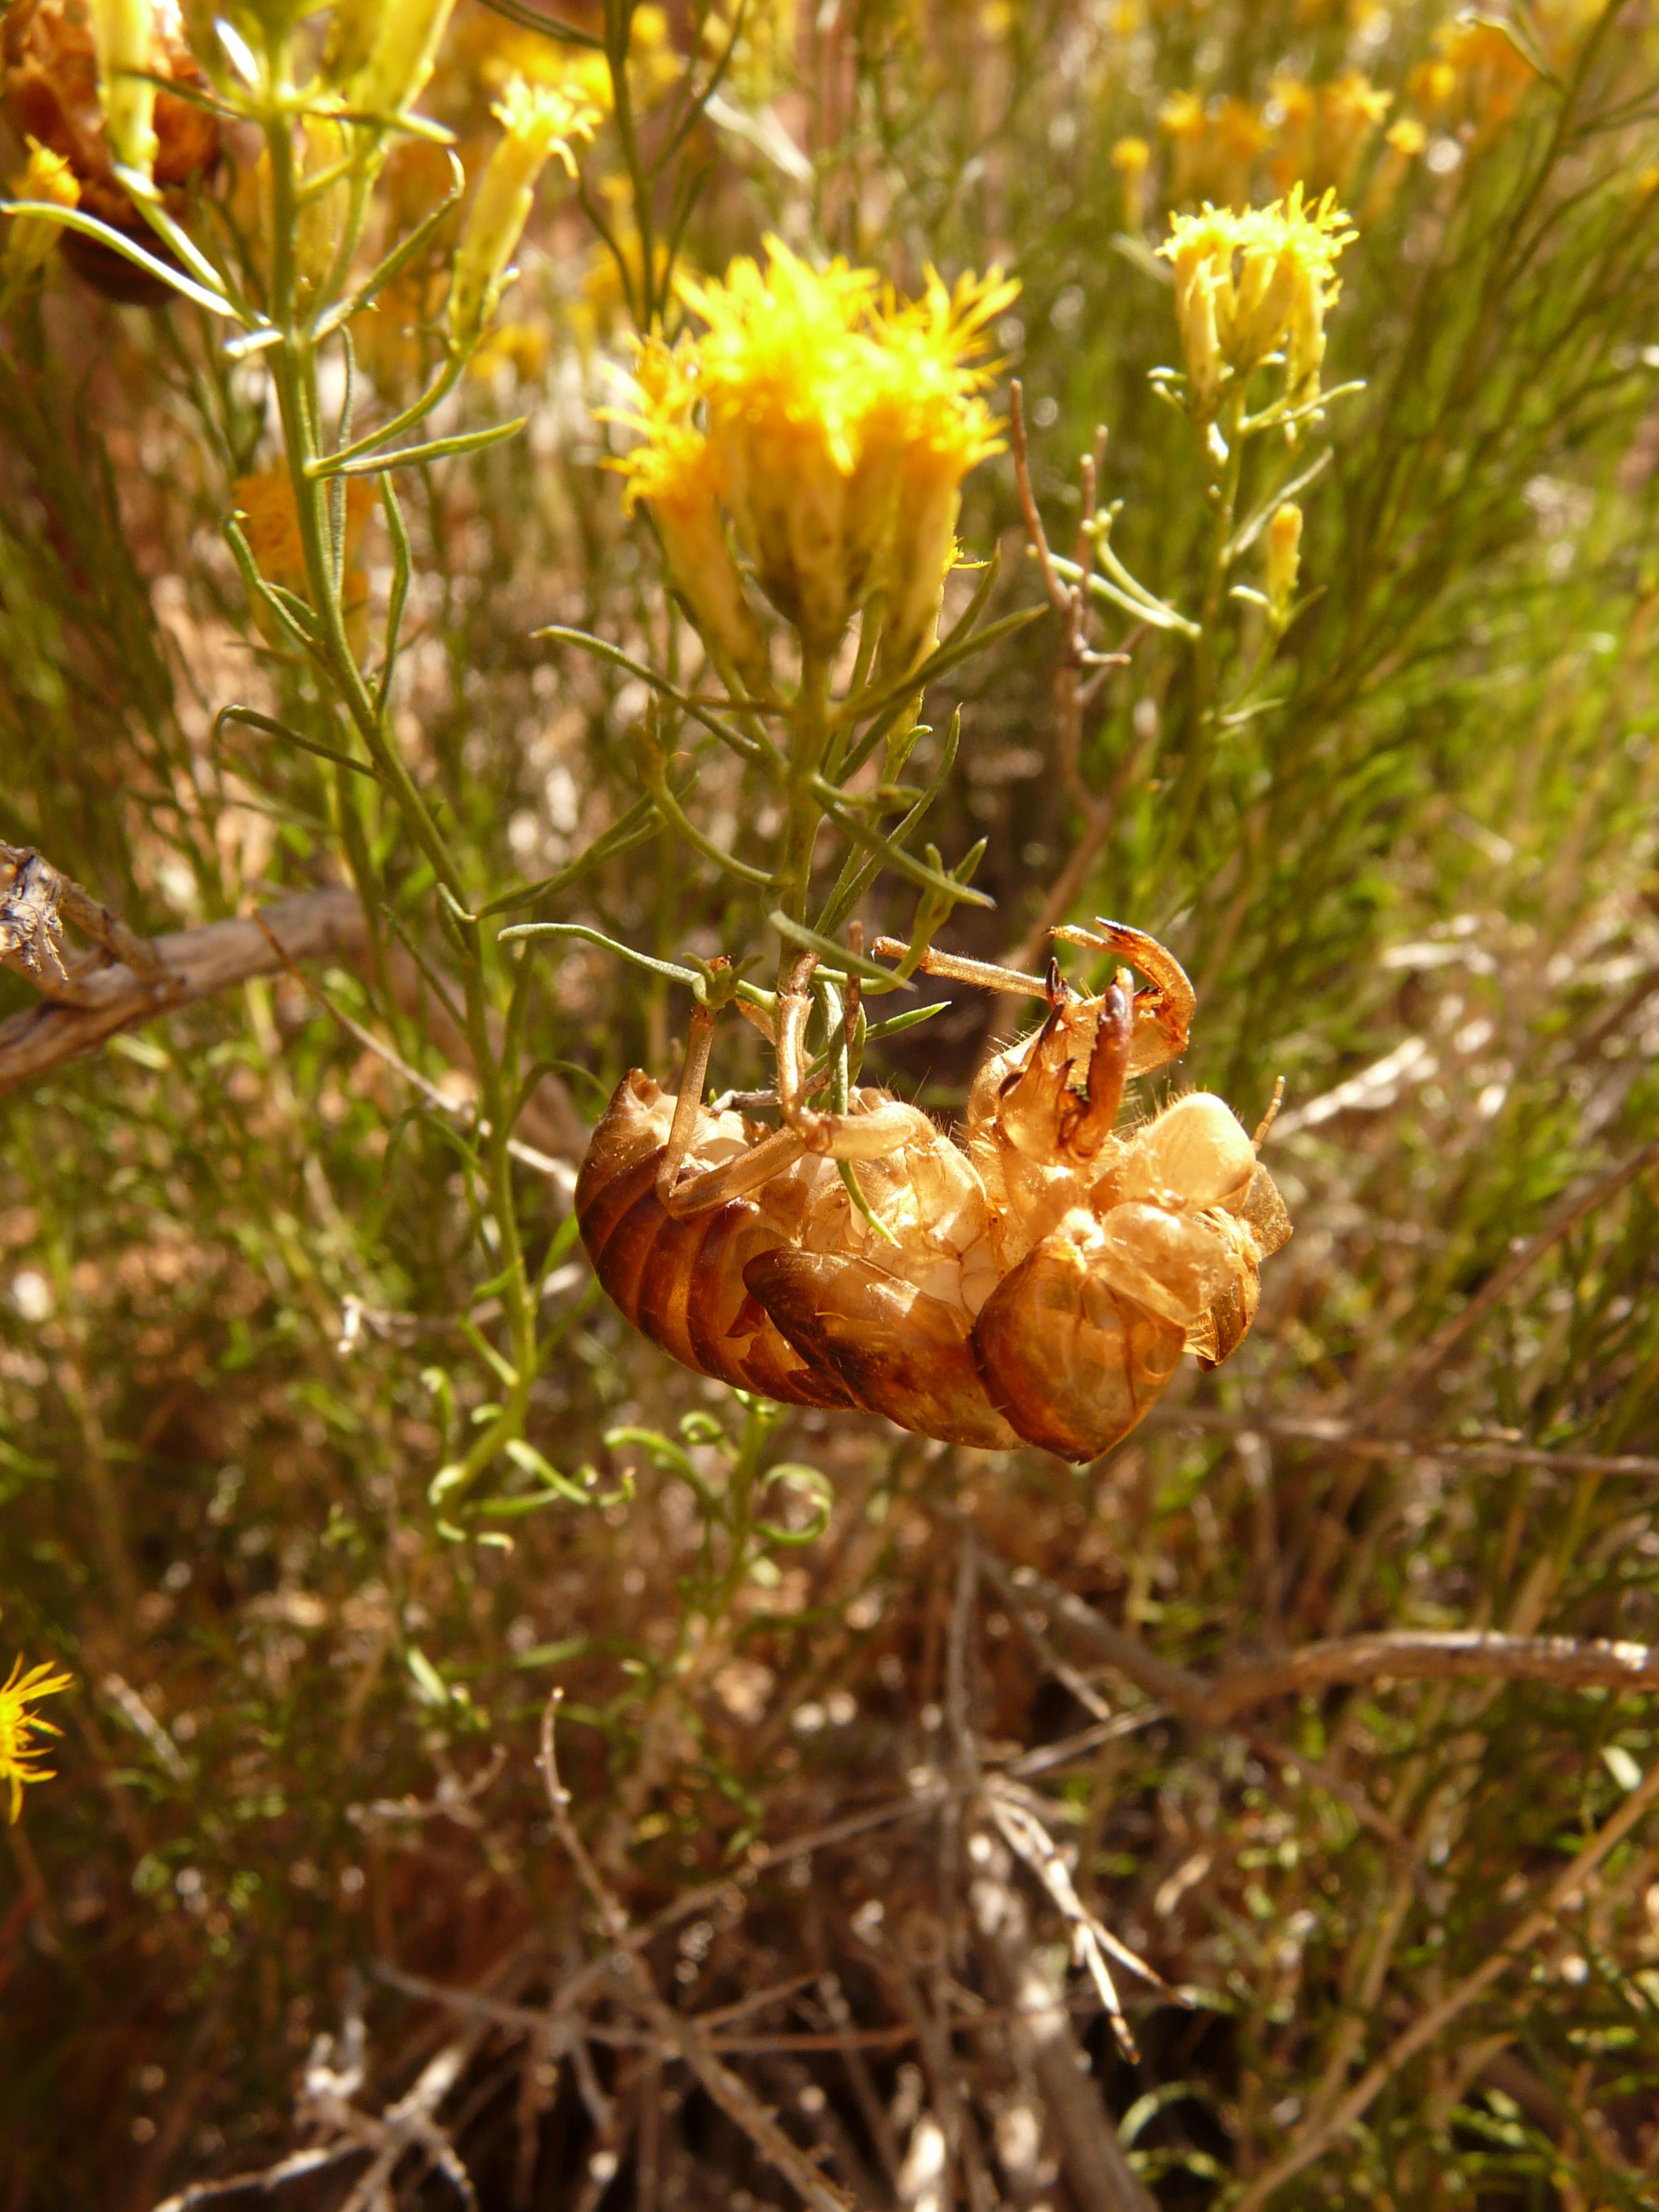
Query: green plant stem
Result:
<box><xmin>1172</xmin><ymin>387</ymin><xmax>1249</xmax><ymax>846</ymax></box>
<box><xmin>777</xmin><ymin>651</ymin><xmax>833</xmax><ymax>969</ymax></box>
<box><xmin>258</xmin><ymin>50</ymin><xmax>537</xmax><ymax>1510</ymax></box>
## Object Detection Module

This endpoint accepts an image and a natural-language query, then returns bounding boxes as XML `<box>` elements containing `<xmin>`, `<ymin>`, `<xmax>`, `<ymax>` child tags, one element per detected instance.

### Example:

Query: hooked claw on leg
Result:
<box><xmin>1049</xmin><ymin>918</ymin><xmax>1195</xmax><ymax>1076</ymax></box>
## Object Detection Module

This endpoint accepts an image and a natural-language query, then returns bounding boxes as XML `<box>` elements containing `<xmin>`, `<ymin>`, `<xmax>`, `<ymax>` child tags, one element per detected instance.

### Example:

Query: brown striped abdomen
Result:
<box><xmin>576</xmin><ymin>1073</ymin><xmax>856</xmax><ymax>1409</ymax></box>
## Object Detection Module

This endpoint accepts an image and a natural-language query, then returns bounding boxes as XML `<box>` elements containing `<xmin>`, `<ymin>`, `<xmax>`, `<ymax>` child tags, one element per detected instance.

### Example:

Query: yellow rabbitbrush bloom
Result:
<box><xmin>613</xmin><ymin>239</ymin><xmax>1015</xmax><ymax>678</ymax></box>
<box><xmin>0</xmin><ymin>1654</ymin><xmax>72</xmax><ymax>1821</ymax></box>
<box><xmin>447</xmin><ymin>77</ymin><xmax>597</xmax><ymax>350</ymax></box>
<box><xmin>1158</xmin><ymin>185</ymin><xmax>1355</xmax><ymax>424</ymax></box>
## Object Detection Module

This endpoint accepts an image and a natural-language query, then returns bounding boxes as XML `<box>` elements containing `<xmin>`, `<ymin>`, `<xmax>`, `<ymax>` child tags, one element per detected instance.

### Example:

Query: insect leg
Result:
<box><xmin>869</xmin><ymin>934</ymin><xmax>1051</xmax><ymax>1000</ymax></box>
<box><xmin>1252</xmin><ymin>1074</ymin><xmax>1286</xmax><ymax>1149</ymax></box>
<box><xmin>654</xmin><ymin>1001</ymin><xmax>720</xmax><ymax>1212</ymax></box>
<box><xmin>658</xmin><ymin>1124</ymin><xmax>809</xmax><ymax>1217</ymax></box>
<box><xmin>775</xmin><ymin>951</ymin><xmax>926</xmax><ymax>1158</ymax></box>
<box><xmin>655</xmin><ymin>994</ymin><xmax>808</xmax><ymax>1218</ymax></box>
<box><xmin>1050</xmin><ymin>918</ymin><xmax>1195</xmax><ymax>1073</ymax></box>
<box><xmin>1056</xmin><ymin>977</ymin><xmax>1132</xmax><ymax>1160</ymax></box>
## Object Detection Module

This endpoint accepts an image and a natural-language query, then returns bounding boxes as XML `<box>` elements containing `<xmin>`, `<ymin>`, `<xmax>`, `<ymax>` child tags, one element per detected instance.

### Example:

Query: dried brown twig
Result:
<box><xmin>0</xmin><ymin>881</ymin><xmax>366</xmax><ymax>1096</ymax></box>
<box><xmin>991</xmin><ymin>1551</ymin><xmax>1659</xmax><ymax>1723</ymax></box>
<box><xmin>1</xmin><ymin>842</ymin><xmax>167</xmax><ymax>996</ymax></box>
<box><xmin>537</xmin><ymin>1692</ymin><xmax>853</xmax><ymax>2212</ymax></box>
<box><xmin>1147</xmin><ymin>1403</ymin><xmax>1659</xmax><ymax>1482</ymax></box>
<box><xmin>0</xmin><ymin>851</ymin><xmax>588</xmax><ymax>1165</ymax></box>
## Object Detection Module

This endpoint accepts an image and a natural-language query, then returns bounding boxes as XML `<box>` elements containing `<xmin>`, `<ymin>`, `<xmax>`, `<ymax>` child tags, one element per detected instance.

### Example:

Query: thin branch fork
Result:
<box><xmin>1207</xmin><ymin>1628</ymin><xmax>1659</xmax><ymax>1719</ymax></box>
<box><xmin>1147</xmin><ymin>1404</ymin><xmax>1659</xmax><ymax>1483</ymax></box>
<box><xmin>0</xmin><ymin>861</ymin><xmax>587</xmax><ymax>1168</ymax></box>
<box><xmin>970</xmin><ymin>1538</ymin><xmax>1406</xmax><ymax>1847</ymax></box>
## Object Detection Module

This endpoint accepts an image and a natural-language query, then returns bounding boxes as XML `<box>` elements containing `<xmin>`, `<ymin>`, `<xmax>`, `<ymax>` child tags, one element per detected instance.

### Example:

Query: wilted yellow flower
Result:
<box><xmin>324</xmin><ymin>0</ymin><xmax>382</xmax><ymax>87</ymax></box>
<box><xmin>1159</xmin><ymin>89</ymin><xmax>1206</xmax><ymax>144</ymax></box>
<box><xmin>611</xmin><ymin>239</ymin><xmax>1015</xmax><ymax>678</ymax></box>
<box><xmin>0</xmin><ymin>1654</ymin><xmax>71</xmax><ymax>1822</ymax></box>
<box><xmin>1210</xmin><ymin>96</ymin><xmax>1268</xmax><ymax>205</ymax></box>
<box><xmin>865</xmin><ymin>264</ymin><xmax>1019</xmax><ymax>672</ymax></box>
<box><xmin>1407</xmin><ymin>57</ymin><xmax>1458</xmax><ymax>114</ymax></box>
<box><xmin>234</xmin><ymin>468</ymin><xmax>377</xmax><ymax>651</ymax></box>
<box><xmin>1265</xmin><ymin>499</ymin><xmax>1302</xmax><ymax>623</ymax></box>
<box><xmin>1270</xmin><ymin>70</ymin><xmax>1389</xmax><ymax>194</ymax></box>
<box><xmin>2</xmin><ymin>134</ymin><xmax>77</xmax><ymax>283</ymax></box>
<box><xmin>1420</xmin><ymin>20</ymin><xmax>1537</xmax><ymax>141</ymax></box>
<box><xmin>1158</xmin><ymin>87</ymin><xmax>1206</xmax><ymax>200</ymax></box>
<box><xmin>618</xmin><ymin>342</ymin><xmax>771</xmax><ymax>691</ymax></box>
<box><xmin>445</xmin><ymin>2</ymin><xmax>675</xmax><ymax>119</ymax></box>
<box><xmin>293</xmin><ymin>105</ymin><xmax>352</xmax><ymax>307</ymax></box>
<box><xmin>705</xmin><ymin>0</ymin><xmax>799</xmax><ymax>104</ymax></box>
<box><xmin>447</xmin><ymin>77</ymin><xmax>597</xmax><ymax>350</ymax></box>
<box><xmin>470</xmin><ymin>317</ymin><xmax>550</xmax><ymax>384</ymax></box>
<box><xmin>1158</xmin><ymin>186</ymin><xmax>1355</xmax><ymax>422</ymax></box>
<box><xmin>572</xmin><ymin>208</ymin><xmax>671</xmax><ymax>355</ymax></box>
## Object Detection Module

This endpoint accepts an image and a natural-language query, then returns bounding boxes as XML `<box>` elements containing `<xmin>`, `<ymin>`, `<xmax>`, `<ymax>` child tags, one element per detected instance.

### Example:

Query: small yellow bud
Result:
<box><xmin>1110</xmin><ymin>136</ymin><xmax>1149</xmax><ymax>230</ymax></box>
<box><xmin>447</xmin><ymin>79</ymin><xmax>596</xmax><ymax>351</ymax></box>
<box><xmin>3</xmin><ymin>137</ymin><xmax>79</xmax><ymax>284</ymax></box>
<box><xmin>1158</xmin><ymin>90</ymin><xmax>1205</xmax><ymax>144</ymax></box>
<box><xmin>89</xmin><ymin>0</ymin><xmax>159</xmax><ymax>178</ymax></box>
<box><xmin>1265</xmin><ymin>501</ymin><xmax>1302</xmax><ymax>625</ymax></box>
<box><xmin>347</xmin><ymin>0</ymin><xmax>459</xmax><ymax>122</ymax></box>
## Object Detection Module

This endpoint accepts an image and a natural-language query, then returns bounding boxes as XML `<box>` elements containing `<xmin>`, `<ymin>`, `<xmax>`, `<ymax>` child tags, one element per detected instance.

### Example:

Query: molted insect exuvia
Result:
<box><xmin>577</xmin><ymin>922</ymin><xmax>1290</xmax><ymax>1462</ymax></box>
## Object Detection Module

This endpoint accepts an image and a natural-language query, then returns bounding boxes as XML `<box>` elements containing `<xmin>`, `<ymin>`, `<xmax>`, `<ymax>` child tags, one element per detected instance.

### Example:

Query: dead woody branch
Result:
<box><xmin>0</xmin><ymin>857</ymin><xmax>368</xmax><ymax>1097</ymax></box>
<box><xmin>0</xmin><ymin>847</ymin><xmax>586</xmax><ymax>1161</ymax></box>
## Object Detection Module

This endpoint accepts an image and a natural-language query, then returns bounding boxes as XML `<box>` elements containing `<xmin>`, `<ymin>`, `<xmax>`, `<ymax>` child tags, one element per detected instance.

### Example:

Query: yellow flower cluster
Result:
<box><xmin>613</xmin><ymin>239</ymin><xmax>1017</xmax><ymax>684</ymax></box>
<box><xmin>1408</xmin><ymin>19</ymin><xmax>1544</xmax><ymax>142</ymax></box>
<box><xmin>1158</xmin><ymin>185</ymin><xmax>1355</xmax><ymax>423</ymax></box>
<box><xmin>1269</xmin><ymin>68</ymin><xmax>1391</xmax><ymax>195</ymax></box>
<box><xmin>0</xmin><ymin>1653</ymin><xmax>71</xmax><ymax>1822</ymax></box>
<box><xmin>1160</xmin><ymin>72</ymin><xmax>1391</xmax><ymax>207</ymax></box>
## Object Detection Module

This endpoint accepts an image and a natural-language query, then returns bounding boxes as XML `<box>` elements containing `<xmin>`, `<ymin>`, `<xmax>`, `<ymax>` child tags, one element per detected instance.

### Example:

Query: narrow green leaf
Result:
<box><xmin>322</xmin><ymin>417</ymin><xmax>527</xmax><ymax>479</ymax></box>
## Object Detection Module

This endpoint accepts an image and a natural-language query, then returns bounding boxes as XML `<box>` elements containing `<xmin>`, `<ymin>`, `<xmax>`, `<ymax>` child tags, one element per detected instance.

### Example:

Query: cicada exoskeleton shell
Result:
<box><xmin>576</xmin><ymin>924</ymin><xmax>1291</xmax><ymax>1462</ymax></box>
